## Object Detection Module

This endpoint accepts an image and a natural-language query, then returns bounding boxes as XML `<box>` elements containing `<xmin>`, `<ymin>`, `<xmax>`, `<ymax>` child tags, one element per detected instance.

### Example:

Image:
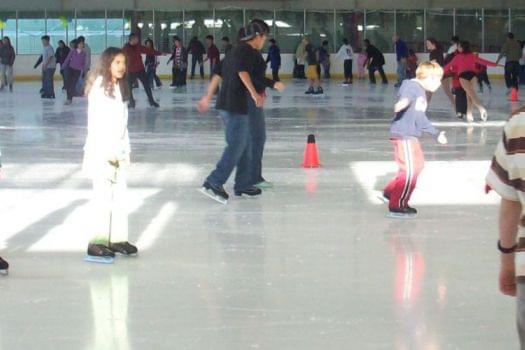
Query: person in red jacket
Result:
<box><xmin>444</xmin><ymin>41</ymin><xmax>498</xmax><ymax>122</ymax></box>
<box><xmin>123</xmin><ymin>33</ymin><xmax>161</xmax><ymax>108</ymax></box>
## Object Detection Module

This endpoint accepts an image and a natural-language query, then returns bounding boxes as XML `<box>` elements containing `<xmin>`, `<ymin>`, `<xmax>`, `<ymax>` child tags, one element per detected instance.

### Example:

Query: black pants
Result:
<box><xmin>477</xmin><ymin>71</ymin><xmax>491</xmax><ymax>89</ymax></box>
<box><xmin>453</xmin><ymin>87</ymin><xmax>467</xmax><ymax>115</ymax></box>
<box><xmin>369</xmin><ymin>65</ymin><xmax>388</xmax><ymax>84</ymax></box>
<box><xmin>172</xmin><ymin>66</ymin><xmax>187</xmax><ymax>87</ymax></box>
<box><xmin>505</xmin><ymin>61</ymin><xmax>521</xmax><ymax>90</ymax></box>
<box><xmin>191</xmin><ymin>55</ymin><xmax>204</xmax><ymax>78</ymax></box>
<box><xmin>272</xmin><ymin>68</ymin><xmax>280</xmax><ymax>82</ymax></box>
<box><xmin>66</xmin><ymin>68</ymin><xmax>81</xmax><ymax>101</ymax></box>
<box><xmin>127</xmin><ymin>69</ymin><xmax>155</xmax><ymax>105</ymax></box>
<box><xmin>344</xmin><ymin>59</ymin><xmax>353</xmax><ymax>81</ymax></box>
<box><xmin>297</xmin><ymin>64</ymin><xmax>306</xmax><ymax>79</ymax></box>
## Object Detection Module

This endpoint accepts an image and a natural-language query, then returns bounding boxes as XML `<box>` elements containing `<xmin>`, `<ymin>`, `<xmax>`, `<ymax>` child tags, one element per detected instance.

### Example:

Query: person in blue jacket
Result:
<box><xmin>266</xmin><ymin>39</ymin><xmax>281</xmax><ymax>81</ymax></box>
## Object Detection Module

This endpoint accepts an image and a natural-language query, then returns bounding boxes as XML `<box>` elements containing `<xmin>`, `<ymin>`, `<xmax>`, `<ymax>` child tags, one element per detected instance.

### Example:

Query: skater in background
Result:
<box><xmin>295</xmin><ymin>38</ymin><xmax>307</xmax><ymax>79</ymax></box>
<box><xmin>188</xmin><ymin>36</ymin><xmax>205</xmax><ymax>79</ymax></box>
<box><xmin>144</xmin><ymin>39</ymin><xmax>162</xmax><ymax>90</ymax></box>
<box><xmin>476</xmin><ymin>60</ymin><xmax>491</xmax><ymax>93</ymax></box>
<box><xmin>76</xmin><ymin>36</ymin><xmax>91</xmax><ymax>95</ymax></box>
<box><xmin>266</xmin><ymin>38</ymin><xmax>281</xmax><ymax>82</ymax></box>
<box><xmin>204</xmin><ymin>35</ymin><xmax>220</xmax><ymax>79</ymax></box>
<box><xmin>198</xmin><ymin>21</ymin><xmax>266</xmax><ymax>204</ymax></box>
<box><xmin>383</xmin><ymin>61</ymin><xmax>447</xmax><ymax>218</ymax></box>
<box><xmin>393</xmin><ymin>35</ymin><xmax>409</xmax><ymax>87</ymax></box>
<box><xmin>441</xmin><ymin>36</ymin><xmax>461</xmax><ymax>109</ymax></box>
<box><xmin>0</xmin><ymin>145</ymin><xmax>7</xmax><ymax>274</ymax></box>
<box><xmin>356</xmin><ymin>49</ymin><xmax>367</xmax><ymax>80</ymax></box>
<box><xmin>221</xmin><ymin>36</ymin><xmax>233</xmax><ymax>56</ymax></box>
<box><xmin>406</xmin><ymin>49</ymin><xmax>418</xmax><ymax>79</ymax></box>
<box><xmin>0</xmin><ymin>36</ymin><xmax>15</xmax><ymax>92</ymax></box>
<box><xmin>34</xmin><ymin>35</ymin><xmax>56</xmax><ymax>99</ymax></box>
<box><xmin>55</xmin><ymin>40</ymin><xmax>70</xmax><ymax>91</ymax></box>
<box><xmin>122</xmin><ymin>33</ymin><xmax>161</xmax><ymax>108</ymax></box>
<box><xmin>364</xmin><ymin>39</ymin><xmax>388</xmax><ymax>85</ymax></box>
<box><xmin>485</xmin><ymin>104</ymin><xmax>525</xmax><ymax>350</ymax></box>
<box><xmin>319</xmin><ymin>40</ymin><xmax>331</xmax><ymax>80</ymax></box>
<box><xmin>83</xmin><ymin>47</ymin><xmax>138</xmax><ymax>261</ymax></box>
<box><xmin>496</xmin><ymin>33</ymin><xmax>522</xmax><ymax>94</ymax></box>
<box><xmin>304</xmin><ymin>36</ymin><xmax>323</xmax><ymax>95</ymax></box>
<box><xmin>62</xmin><ymin>38</ymin><xmax>86</xmax><ymax>105</ymax></box>
<box><xmin>452</xmin><ymin>72</ymin><xmax>468</xmax><ymax>120</ymax></box>
<box><xmin>444</xmin><ymin>40</ymin><xmax>498</xmax><ymax>122</ymax></box>
<box><xmin>335</xmin><ymin>38</ymin><xmax>354</xmax><ymax>85</ymax></box>
<box><xmin>167</xmin><ymin>35</ymin><xmax>188</xmax><ymax>91</ymax></box>
<box><xmin>520</xmin><ymin>40</ymin><xmax>525</xmax><ymax>85</ymax></box>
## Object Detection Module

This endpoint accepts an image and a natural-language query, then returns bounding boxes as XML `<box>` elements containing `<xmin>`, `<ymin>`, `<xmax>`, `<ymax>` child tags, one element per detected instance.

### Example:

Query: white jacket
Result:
<box><xmin>83</xmin><ymin>76</ymin><xmax>130</xmax><ymax>179</ymax></box>
<box><xmin>336</xmin><ymin>44</ymin><xmax>354</xmax><ymax>60</ymax></box>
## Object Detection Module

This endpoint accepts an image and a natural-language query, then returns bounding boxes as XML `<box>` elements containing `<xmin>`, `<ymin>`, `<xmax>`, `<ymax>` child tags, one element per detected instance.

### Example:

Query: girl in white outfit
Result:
<box><xmin>83</xmin><ymin>47</ymin><xmax>137</xmax><ymax>261</ymax></box>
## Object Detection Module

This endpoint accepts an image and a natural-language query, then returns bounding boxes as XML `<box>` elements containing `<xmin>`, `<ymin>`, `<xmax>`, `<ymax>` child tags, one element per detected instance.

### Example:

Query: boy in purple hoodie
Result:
<box><xmin>383</xmin><ymin>61</ymin><xmax>448</xmax><ymax>218</ymax></box>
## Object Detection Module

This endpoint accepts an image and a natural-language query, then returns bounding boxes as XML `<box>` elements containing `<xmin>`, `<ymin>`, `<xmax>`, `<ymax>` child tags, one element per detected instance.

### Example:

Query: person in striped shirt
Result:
<box><xmin>486</xmin><ymin>104</ymin><xmax>525</xmax><ymax>347</ymax></box>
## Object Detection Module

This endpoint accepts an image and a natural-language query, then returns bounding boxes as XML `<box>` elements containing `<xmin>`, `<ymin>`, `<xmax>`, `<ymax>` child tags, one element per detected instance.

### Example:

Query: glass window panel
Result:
<box><xmin>275</xmin><ymin>10</ymin><xmax>304</xmax><ymax>53</ymax></box>
<box><xmin>396</xmin><ymin>10</ymin><xmax>424</xmax><ymax>52</ymax></box>
<box><xmin>215</xmin><ymin>10</ymin><xmax>244</xmax><ymax>51</ymax></box>
<box><xmin>46</xmin><ymin>11</ymin><xmax>74</xmax><ymax>48</ymax></box>
<box><xmin>455</xmin><ymin>9</ymin><xmax>482</xmax><ymax>51</ymax></box>
<box><xmin>124</xmin><ymin>11</ymin><xmax>154</xmax><ymax>45</ymax></box>
<box><xmin>76</xmin><ymin>11</ymin><xmax>106</xmax><ymax>54</ymax></box>
<box><xmin>336</xmin><ymin>10</ymin><xmax>364</xmax><ymax>52</ymax></box>
<box><xmin>183</xmin><ymin>11</ymin><xmax>214</xmax><ymax>44</ymax></box>
<box><xmin>365</xmin><ymin>10</ymin><xmax>395</xmax><ymax>53</ymax></box>
<box><xmin>154</xmin><ymin>11</ymin><xmax>183</xmax><ymax>53</ymax></box>
<box><xmin>511</xmin><ymin>10</ymin><xmax>525</xmax><ymax>45</ymax></box>
<box><xmin>484</xmin><ymin>10</ymin><xmax>510</xmax><ymax>53</ymax></box>
<box><xmin>305</xmin><ymin>10</ymin><xmax>335</xmax><ymax>51</ymax></box>
<box><xmin>107</xmin><ymin>10</ymin><xmax>126</xmax><ymax>49</ymax></box>
<box><xmin>426</xmin><ymin>9</ymin><xmax>454</xmax><ymax>49</ymax></box>
<box><xmin>18</xmin><ymin>11</ymin><xmax>46</xmax><ymax>54</ymax></box>
<box><xmin>0</xmin><ymin>12</ymin><xmax>17</xmax><ymax>52</ymax></box>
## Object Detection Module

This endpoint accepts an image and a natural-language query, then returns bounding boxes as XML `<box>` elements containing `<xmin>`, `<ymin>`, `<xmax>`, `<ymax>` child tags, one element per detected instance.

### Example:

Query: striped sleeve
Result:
<box><xmin>486</xmin><ymin>114</ymin><xmax>525</xmax><ymax>201</ymax></box>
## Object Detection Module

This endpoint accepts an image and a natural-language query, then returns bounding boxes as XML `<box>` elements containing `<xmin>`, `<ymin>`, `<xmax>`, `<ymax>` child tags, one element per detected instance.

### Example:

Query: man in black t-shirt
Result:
<box><xmin>197</xmin><ymin>22</ymin><xmax>269</xmax><ymax>204</ymax></box>
<box><xmin>364</xmin><ymin>39</ymin><xmax>388</xmax><ymax>84</ymax></box>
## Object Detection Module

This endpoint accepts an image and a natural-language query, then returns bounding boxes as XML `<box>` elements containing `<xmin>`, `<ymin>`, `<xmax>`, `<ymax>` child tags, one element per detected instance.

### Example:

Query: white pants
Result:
<box><xmin>0</xmin><ymin>64</ymin><xmax>13</xmax><ymax>86</ymax></box>
<box><xmin>90</xmin><ymin>168</ymin><xmax>128</xmax><ymax>244</ymax></box>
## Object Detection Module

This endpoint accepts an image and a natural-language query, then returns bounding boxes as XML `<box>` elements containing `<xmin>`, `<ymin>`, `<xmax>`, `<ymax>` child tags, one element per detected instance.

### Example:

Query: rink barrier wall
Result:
<box><xmin>11</xmin><ymin>53</ymin><xmax>506</xmax><ymax>81</ymax></box>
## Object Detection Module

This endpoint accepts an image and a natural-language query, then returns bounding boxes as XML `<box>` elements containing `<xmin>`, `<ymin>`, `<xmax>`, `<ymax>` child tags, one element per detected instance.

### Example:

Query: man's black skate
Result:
<box><xmin>0</xmin><ymin>256</ymin><xmax>9</xmax><ymax>274</ymax></box>
<box><xmin>305</xmin><ymin>87</ymin><xmax>315</xmax><ymax>95</ymax></box>
<box><xmin>200</xmin><ymin>181</ymin><xmax>229</xmax><ymax>204</ymax></box>
<box><xmin>314</xmin><ymin>87</ymin><xmax>324</xmax><ymax>95</ymax></box>
<box><xmin>235</xmin><ymin>186</ymin><xmax>262</xmax><ymax>197</ymax></box>
<box><xmin>109</xmin><ymin>242</ymin><xmax>138</xmax><ymax>256</ymax></box>
<box><xmin>85</xmin><ymin>243</ymin><xmax>115</xmax><ymax>264</ymax></box>
<box><xmin>387</xmin><ymin>207</ymin><xmax>418</xmax><ymax>219</ymax></box>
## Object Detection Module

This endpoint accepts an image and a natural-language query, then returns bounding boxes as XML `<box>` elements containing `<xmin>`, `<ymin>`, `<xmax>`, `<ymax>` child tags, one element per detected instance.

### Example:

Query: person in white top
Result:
<box><xmin>83</xmin><ymin>47</ymin><xmax>138</xmax><ymax>263</ymax></box>
<box><xmin>441</xmin><ymin>35</ymin><xmax>461</xmax><ymax>109</ymax></box>
<box><xmin>335</xmin><ymin>38</ymin><xmax>354</xmax><ymax>86</ymax></box>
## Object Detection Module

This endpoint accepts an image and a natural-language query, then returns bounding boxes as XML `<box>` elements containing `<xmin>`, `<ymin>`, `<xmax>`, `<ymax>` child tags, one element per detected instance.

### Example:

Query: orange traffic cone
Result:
<box><xmin>509</xmin><ymin>87</ymin><xmax>519</xmax><ymax>102</ymax></box>
<box><xmin>302</xmin><ymin>134</ymin><xmax>320</xmax><ymax>168</ymax></box>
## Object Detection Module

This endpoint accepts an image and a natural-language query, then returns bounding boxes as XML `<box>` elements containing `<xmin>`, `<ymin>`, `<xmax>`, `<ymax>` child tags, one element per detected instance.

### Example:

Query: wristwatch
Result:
<box><xmin>498</xmin><ymin>240</ymin><xmax>518</xmax><ymax>254</ymax></box>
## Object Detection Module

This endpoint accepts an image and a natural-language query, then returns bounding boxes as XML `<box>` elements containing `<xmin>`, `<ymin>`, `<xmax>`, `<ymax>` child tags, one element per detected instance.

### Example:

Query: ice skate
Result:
<box><xmin>199</xmin><ymin>181</ymin><xmax>229</xmax><ymax>204</ymax></box>
<box><xmin>85</xmin><ymin>243</ymin><xmax>115</xmax><ymax>264</ymax></box>
<box><xmin>235</xmin><ymin>186</ymin><xmax>262</xmax><ymax>197</ymax></box>
<box><xmin>109</xmin><ymin>242</ymin><xmax>138</xmax><ymax>256</ymax></box>
<box><xmin>254</xmin><ymin>180</ymin><xmax>274</xmax><ymax>189</ymax></box>
<box><xmin>387</xmin><ymin>207</ymin><xmax>418</xmax><ymax>219</ymax></box>
<box><xmin>0</xmin><ymin>256</ymin><xmax>9</xmax><ymax>275</ymax></box>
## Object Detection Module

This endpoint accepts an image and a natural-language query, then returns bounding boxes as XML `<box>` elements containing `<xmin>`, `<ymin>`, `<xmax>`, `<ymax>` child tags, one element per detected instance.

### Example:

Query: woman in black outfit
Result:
<box><xmin>55</xmin><ymin>40</ymin><xmax>70</xmax><ymax>91</ymax></box>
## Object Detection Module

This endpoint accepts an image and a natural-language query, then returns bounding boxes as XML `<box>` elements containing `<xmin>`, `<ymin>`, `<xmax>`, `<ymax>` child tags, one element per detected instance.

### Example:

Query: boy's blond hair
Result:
<box><xmin>416</xmin><ymin>61</ymin><xmax>444</xmax><ymax>80</ymax></box>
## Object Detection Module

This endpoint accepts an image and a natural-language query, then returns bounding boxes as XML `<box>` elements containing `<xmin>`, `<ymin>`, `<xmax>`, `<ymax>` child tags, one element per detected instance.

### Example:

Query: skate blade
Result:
<box><xmin>199</xmin><ymin>188</ymin><xmax>228</xmax><ymax>204</ymax></box>
<box><xmin>387</xmin><ymin>212</ymin><xmax>418</xmax><ymax>220</ymax></box>
<box><xmin>375</xmin><ymin>192</ymin><xmax>389</xmax><ymax>204</ymax></box>
<box><xmin>84</xmin><ymin>255</ymin><xmax>115</xmax><ymax>264</ymax></box>
<box><xmin>0</xmin><ymin>269</ymin><xmax>8</xmax><ymax>276</ymax></box>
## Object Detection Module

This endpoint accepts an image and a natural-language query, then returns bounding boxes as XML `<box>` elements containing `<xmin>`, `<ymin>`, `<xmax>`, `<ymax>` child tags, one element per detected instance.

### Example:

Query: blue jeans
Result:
<box><xmin>42</xmin><ymin>68</ymin><xmax>56</xmax><ymax>96</ymax></box>
<box><xmin>247</xmin><ymin>97</ymin><xmax>266</xmax><ymax>185</ymax></box>
<box><xmin>396</xmin><ymin>59</ymin><xmax>407</xmax><ymax>84</ymax></box>
<box><xmin>206</xmin><ymin>111</ymin><xmax>252</xmax><ymax>191</ymax></box>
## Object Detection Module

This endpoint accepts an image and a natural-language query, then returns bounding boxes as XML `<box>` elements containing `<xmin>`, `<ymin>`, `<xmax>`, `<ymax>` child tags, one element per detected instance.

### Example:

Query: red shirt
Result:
<box><xmin>123</xmin><ymin>43</ymin><xmax>160</xmax><ymax>73</ymax></box>
<box><xmin>444</xmin><ymin>52</ymin><xmax>496</xmax><ymax>75</ymax></box>
<box><xmin>207</xmin><ymin>44</ymin><xmax>220</xmax><ymax>62</ymax></box>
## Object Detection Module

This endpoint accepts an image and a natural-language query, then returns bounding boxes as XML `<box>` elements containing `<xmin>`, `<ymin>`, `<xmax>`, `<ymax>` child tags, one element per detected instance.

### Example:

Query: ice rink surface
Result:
<box><xmin>0</xmin><ymin>78</ymin><xmax>521</xmax><ymax>349</ymax></box>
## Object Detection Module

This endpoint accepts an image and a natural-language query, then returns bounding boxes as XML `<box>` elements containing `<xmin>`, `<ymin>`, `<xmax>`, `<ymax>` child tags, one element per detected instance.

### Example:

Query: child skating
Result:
<box><xmin>383</xmin><ymin>61</ymin><xmax>448</xmax><ymax>219</ymax></box>
<box><xmin>83</xmin><ymin>47</ymin><xmax>138</xmax><ymax>262</ymax></box>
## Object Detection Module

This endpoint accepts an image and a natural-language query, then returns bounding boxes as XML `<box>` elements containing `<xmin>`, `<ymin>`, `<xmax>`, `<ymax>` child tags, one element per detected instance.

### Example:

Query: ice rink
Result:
<box><xmin>0</xmin><ymin>78</ymin><xmax>521</xmax><ymax>349</ymax></box>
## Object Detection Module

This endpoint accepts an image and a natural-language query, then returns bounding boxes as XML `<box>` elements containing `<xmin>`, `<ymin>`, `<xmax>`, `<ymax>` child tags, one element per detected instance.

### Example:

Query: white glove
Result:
<box><xmin>437</xmin><ymin>131</ymin><xmax>448</xmax><ymax>145</ymax></box>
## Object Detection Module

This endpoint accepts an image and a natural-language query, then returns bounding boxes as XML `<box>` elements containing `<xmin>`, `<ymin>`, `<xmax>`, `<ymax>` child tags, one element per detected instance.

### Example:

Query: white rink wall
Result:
<box><xmin>11</xmin><ymin>53</ymin><xmax>504</xmax><ymax>79</ymax></box>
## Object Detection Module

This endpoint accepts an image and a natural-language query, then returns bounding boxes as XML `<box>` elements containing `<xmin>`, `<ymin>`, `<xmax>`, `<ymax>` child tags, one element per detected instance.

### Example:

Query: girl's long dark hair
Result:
<box><xmin>2</xmin><ymin>36</ymin><xmax>12</xmax><ymax>47</ymax></box>
<box><xmin>459</xmin><ymin>41</ymin><xmax>471</xmax><ymax>53</ymax></box>
<box><xmin>85</xmin><ymin>47</ymin><xmax>130</xmax><ymax>102</ymax></box>
<box><xmin>426</xmin><ymin>37</ymin><xmax>442</xmax><ymax>51</ymax></box>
